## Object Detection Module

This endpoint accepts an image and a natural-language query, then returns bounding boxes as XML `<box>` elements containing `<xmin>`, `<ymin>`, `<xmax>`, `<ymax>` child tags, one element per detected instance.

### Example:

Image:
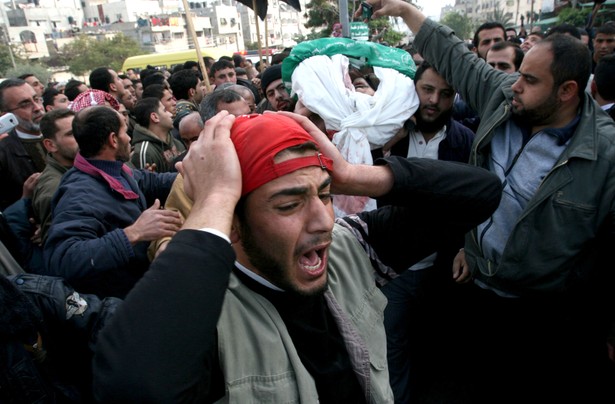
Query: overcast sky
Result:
<box><xmin>415</xmin><ymin>0</ymin><xmax>455</xmax><ymax>20</ymax></box>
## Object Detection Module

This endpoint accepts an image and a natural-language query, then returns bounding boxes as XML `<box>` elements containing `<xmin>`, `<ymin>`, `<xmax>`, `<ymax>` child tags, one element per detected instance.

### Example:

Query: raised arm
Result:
<box><xmin>93</xmin><ymin>112</ymin><xmax>239</xmax><ymax>402</ymax></box>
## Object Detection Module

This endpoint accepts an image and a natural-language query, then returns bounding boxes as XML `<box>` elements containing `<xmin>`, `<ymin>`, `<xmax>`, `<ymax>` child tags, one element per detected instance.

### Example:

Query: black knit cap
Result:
<box><xmin>260</xmin><ymin>64</ymin><xmax>283</xmax><ymax>93</ymax></box>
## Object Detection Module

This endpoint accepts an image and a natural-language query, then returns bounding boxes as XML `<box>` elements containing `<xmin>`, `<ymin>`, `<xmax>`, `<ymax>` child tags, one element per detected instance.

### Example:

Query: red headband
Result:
<box><xmin>231</xmin><ymin>114</ymin><xmax>333</xmax><ymax>196</ymax></box>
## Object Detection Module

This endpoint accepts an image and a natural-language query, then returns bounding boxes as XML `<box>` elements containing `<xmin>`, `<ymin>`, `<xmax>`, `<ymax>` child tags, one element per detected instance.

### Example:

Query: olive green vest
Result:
<box><xmin>215</xmin><ymin>224</ymin><xmax>393</xmax><ymax>403</ymax></box>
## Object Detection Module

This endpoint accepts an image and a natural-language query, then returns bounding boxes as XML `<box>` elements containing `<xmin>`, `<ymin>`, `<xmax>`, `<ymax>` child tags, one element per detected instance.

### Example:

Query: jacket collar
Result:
<box><xmin>73</xmin><ymin>153</ymin><xmax>139</xmax><ymax>200</ymax></box>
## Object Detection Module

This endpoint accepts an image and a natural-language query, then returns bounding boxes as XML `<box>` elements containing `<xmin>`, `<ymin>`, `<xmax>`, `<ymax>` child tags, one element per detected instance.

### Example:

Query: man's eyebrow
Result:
<box><xmin>268</xmin><ymin>176</ymin><xmax>332</xmax><ymax>201</ymax></box>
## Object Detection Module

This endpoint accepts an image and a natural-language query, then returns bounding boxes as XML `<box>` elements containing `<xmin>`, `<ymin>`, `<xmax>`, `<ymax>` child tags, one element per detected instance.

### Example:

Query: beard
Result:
<box><xmin>415</xmin><ymin>106</ymin><xmax>452</xmax><ymax>134</ymax></box>
<box><xmin>512</xmin><ymin>88</ymin><xmax>560</xmax><ymax>127</ymax></box>
<box><xmin>238</xmin><ymin>219</ymin><xmax>329</xmax><ymax>297</ymax></box>
<box><xmin>15</xmin><ymin>114</ymin><xmax>40</xmax><ymax>134</ymax></box>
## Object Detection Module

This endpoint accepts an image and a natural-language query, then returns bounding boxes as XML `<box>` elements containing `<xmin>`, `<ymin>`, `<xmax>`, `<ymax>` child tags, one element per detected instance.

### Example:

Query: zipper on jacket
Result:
<box><xmin>469</xmin><ymin>103</ymin><xmax>510</xmax><ymax>253</ymax></box>
<box><xmin>470</xmin><ymin>103</ymin><xmax>510</xmax><ymax>166</ymax></box>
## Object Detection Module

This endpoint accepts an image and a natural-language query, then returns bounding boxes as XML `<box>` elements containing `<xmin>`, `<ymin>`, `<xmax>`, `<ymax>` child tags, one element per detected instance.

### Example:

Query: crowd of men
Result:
<box><xmin>1</xmin><ymin>1</ymin><xmax>615</xmax><ymax>401</ymax></box>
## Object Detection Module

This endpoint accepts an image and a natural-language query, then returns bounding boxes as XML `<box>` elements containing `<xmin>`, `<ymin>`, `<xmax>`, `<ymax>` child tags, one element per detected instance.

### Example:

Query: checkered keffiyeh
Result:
<box><xmin>70</xmin><ymin>89</ymin><xmax>120</xmax><ymax>112</ymax></box>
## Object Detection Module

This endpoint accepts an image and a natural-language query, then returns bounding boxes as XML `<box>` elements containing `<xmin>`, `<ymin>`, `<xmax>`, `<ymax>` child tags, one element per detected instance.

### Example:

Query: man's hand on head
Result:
<box><xmin>178</xmin><ymin>111</ymin><xmax>240</xmax><ymax>235</ymax></box>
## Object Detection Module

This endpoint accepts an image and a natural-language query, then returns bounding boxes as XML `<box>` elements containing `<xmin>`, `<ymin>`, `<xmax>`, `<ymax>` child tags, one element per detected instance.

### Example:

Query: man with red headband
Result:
<box><xmin>93</xmin><ymin>112</ymin><xmax>501</xmax><ymax>402</ymax></box>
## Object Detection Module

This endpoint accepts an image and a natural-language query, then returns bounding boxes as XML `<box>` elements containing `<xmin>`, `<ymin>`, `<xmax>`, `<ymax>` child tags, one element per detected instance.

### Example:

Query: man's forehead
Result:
<box><xmin>260</xmin><ymin>165</ymin><xmax>331</xmax><ymax>197</ymax></box>
<box><xmin>480</xmin><ymin>28</ymin><xmax>504</xmax><ymax>40</ymax></box>
<box><xmin>217</xmin><ymin>68</ymin><xmax>233</xmax><ymax>76</ymax></box>
<box><xmin>56</xmin><ymin>116</ymin><xmax>74</xmax><ymax>133</ymax></box>
<box><xmin>8</xmin><ymin>83</ymin><xmax>35</xmax><ymax>99</ymax></box>
<box><xmin>488</xmin><ymin>47</ymin><xmax>514</xmax><ymax>60</ymax></box>
<box><xmin>266</xmin><ymin>78</ymin><xmax>283</xmax><ymax>93</ymax></box>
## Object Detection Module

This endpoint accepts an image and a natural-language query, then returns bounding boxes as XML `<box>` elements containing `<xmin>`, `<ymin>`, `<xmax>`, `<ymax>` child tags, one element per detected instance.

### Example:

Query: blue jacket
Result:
<box><xmin>388</xmin><ymin>117</ymin><xmax>474</xmax><ymax>163</ymax></box>
<box><xmin>43</xmin><ymin>156</ymin><xmax>176</xmax><ymax>298</ymax></box>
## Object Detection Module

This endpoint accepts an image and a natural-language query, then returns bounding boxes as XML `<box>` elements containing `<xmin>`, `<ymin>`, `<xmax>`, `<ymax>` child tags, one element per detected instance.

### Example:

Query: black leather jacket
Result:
<box><xmin>0</xmin><ymin>274</ymin><xmax>121</xmax><ymax>403</ymax></box>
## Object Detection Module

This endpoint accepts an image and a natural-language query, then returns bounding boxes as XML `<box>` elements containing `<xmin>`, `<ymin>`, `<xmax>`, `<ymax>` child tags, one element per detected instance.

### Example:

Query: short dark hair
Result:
<box><xmin>489</xmin><ymin>41</ymin><xmax>524</xmax><ymax>71</ymax></box>
<box><xmin>348</xmin><ymin>66</ymin><xmax>380</xmax><ymax>92</ymax></box>
<box><xmin>40</xmin><ymin>108</ymin><xmax>75</xmax><ymax>140</ymax></box>
<box><xmin>17</xmin><ymin>73</ymin><xmax>35</xmax><ymax>80</ymax></box>
<box><xmin>594</xmin><ymin>54</ymin><xmax>615</xmax><ymax>100</ymax></box>
<box><xmin>139</xmin><ymin>68</ymin><xmax>158</xmax><ymax>82</ymax></box>
<box><xmin>543</xmin><ymin>34</ymin><xmax>591</xmax><ymax>98</ymax></box>
<box><xmin>595</xmin><ymin>23</ymin><xmax>615</xmax><ymax>36</ymax></box>
<box><xmin>142</xmin><ymin>84</ymin><xmax>166</xmax><ymax>100</ymax></box>
<box><xmin>413</xmin><ymin>61</ymin><xmax>454</xmax><ymax>92</ymax></box>
<box><xmin>42</xmin><ymin>87</ymin><xmax>61</xmax><ymax>109</ymax></box>
<box><xmin>0</xmin><ymin>78</ymin><xmax>28</xmax><ymax>111</ymax></box>
<box><xmin>232</xmin><ymin>54</ymin><xmax>244</xmax><ymax>67</ymax></box>
<box><xmin>209</xmin><ymin>60</ymin><xmax>235</xmax><ymax>78</ymax></box>
<box><xmin>200</xmin><ymin>89</ymin><xmax>244</xmax><ymax>121</ymax></box>
<box><xmin>134</xmin><ymin>97</ymin><xmax>162</xmax><ymax>127</ymax></box>
<box><xmin>203</xmin><ymin>56</ymin><xmax>215</xmax><ymax>70</ymax></box>
<box><xmin>72</xmin><ymin>106</ymin><xmax>122</xmax><ymax>158</ymax></box>
<box><xmin>473</xmin><ymin>22</ymin><xmax>506</xmax><ymax>48</ymax></box>
<box><xmin>64</xmin><ymin>79</ymin><xmax>86</xmax><ymax>101</ymax></box>
<box><xmin>168</xmin><ymin>69</ymin><xmax>199</xmax><ymax>101</ymax></box>
<box><xmin>89</xmin><ymin>67</ymin><xmax>113</xmax><ymax>92</ymax></box>
<box><xmin>183</xmin><ymin>60</ymin><xmax>199</xmax><ymax>70</ymax></box>
<box><xmin>142</xmin><ymin>72</ymin><xmax>166</xmax><ymax>89</ymax></box>
<box><xmin>546</xmin><ymin>24</ymin><xmax>581</xmax><ymax>39</ymax></box>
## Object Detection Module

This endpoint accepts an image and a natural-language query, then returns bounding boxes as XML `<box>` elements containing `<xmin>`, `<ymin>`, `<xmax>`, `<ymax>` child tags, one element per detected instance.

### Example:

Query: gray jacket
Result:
<box><xmin>415</xmin><ymin>19</ymin><xmax>615</xmax><ymax>295</ymax></box>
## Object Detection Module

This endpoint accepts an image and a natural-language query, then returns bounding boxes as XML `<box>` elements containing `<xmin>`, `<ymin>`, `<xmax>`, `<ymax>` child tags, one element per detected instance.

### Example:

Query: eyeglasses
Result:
<box><xmin>8</xmin><ymin>96</ymin><xmax>43</xmax><ymax>111</ymax></box>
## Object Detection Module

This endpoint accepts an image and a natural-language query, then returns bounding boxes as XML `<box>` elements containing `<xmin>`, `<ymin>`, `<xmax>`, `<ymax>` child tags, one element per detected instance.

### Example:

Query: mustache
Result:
<box><xmin>422</xmin><ymin>104</ymin><xmax>440</xmax><ymax>112</ymax></box>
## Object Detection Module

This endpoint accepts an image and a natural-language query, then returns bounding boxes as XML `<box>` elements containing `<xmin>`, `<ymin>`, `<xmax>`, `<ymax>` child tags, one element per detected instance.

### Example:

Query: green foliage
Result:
<box><xmin>4</xmin><ymin>63</ymin><xmax>51</xmax><ymax>84</ymax></box>
<box><xmin>558</xmin><ymin>7</ymin><xmax>590</xmax><ymax>27</ymax></box>
<box><xmin>57</xmin><ymin>33</ymin><xmax>148</xmax><ymax>76</ymax></box>
<box><xmin>302</xmin><ymin>0</ymin><xmax>404</xmax><ymax>45</ymax></box>
<box><xmin>440</xmin><ymin>11</ymin><xmax>475</xmax><ymax>41</ymax></box>
<box><xmin>0</xmin><ymin>45</ymin><xmax>19</xmax><ymax>76</ymax></box>
<box><xmin>304</xmin><ymin>0</ymin><xmax>339</xmax><ymax>31</ymax></box>
<box><xmin>483</xmin><ymin>4</ymin><xmax>514</xmax><ymax>27</ymax></box>
<box><xmin>368</xmin><ymin>17</ymin><xmax>404</xmax><ymax>45</ymax></box>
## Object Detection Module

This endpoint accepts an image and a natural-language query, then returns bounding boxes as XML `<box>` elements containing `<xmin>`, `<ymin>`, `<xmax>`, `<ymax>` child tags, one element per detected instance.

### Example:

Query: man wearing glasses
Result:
<box><xmin>0</xmin><ymin>78</ymin><xmax>46</xmax><ymax>209</ymax></box>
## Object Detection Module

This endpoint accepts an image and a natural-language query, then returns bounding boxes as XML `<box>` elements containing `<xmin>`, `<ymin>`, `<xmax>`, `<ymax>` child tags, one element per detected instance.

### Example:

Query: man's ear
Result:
<box><xmin>107</xmin><ymin>132</ymin><xmax>118</xmax><ymax>148</ymax></box>
<box><xmin>230</xmin><ymin>215</ymin><xmax>241</xmax><ymax>244</ymax></box>
<box><xmin>188</xmin><ymin>87</ymin><xmax>196</xmax><ymax>99</ymax></box>
<box><xmin>150</xmin><ymin>111</ymin><xmax>160</xmax><ymax>124</ymax></box>
<box><xmin>558</xmin><ymin>80</ymin><xmax>578</xmax><ymax>102</ymax></box>
<box><xmin>42</xmin><ymin>138</ymin><xmax>57</xmax><ymax>153</ymax></box>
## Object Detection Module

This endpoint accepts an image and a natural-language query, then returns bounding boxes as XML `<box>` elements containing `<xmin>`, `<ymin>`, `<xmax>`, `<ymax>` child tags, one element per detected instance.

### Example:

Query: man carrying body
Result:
<box><xmin>93</xmin><ymin>111</ymin><xmax>500</xmax><ymax>402</ymax></box>
<box><xmin>371</xmin><ymin>1</ymin><xmax>615</xmax><ymax>401</ymax></box>
<box><xmin>131</xmin><ymin>97</ymin><xmax>185</xmax><ymax>172</ymax></box>
<box><xmin>384</xmin><ymin>61</ymin><xmax>475</xmax><ymax>402</ymax></box>
<box><xmin>32</xmin><ymin>109</ymin><xmax>78</xmax><ymax>244</ymax></box>
<box><xmin>485</xmin><ymin>41</ymin><xmax>524</xmax><ymax>73</ymax></box>
<box><xmin>43</xmin><ymin>106</ymin><xmax>181</xmax><ymax>298</ymax></box>
<box><xmin>0</xmin><ymin>78</ymin><xmax>46</xmax><ymax>209</ymax></box>
<box><xmin>259</xmin><ymin>64</ymin><xmax>295</xmax><ymax>112</ymax></box>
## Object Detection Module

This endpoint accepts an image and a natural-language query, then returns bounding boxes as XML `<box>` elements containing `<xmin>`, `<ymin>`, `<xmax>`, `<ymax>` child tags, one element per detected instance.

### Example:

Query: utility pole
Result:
<box><xmin>339</xmin><ymin>0</ymin><xmax>350</xmax><ymax>38</ymax></box>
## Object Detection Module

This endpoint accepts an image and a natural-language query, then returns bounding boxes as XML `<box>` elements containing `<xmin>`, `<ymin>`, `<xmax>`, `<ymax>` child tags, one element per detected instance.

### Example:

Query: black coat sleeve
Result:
<box><xmin>92</xmin><ymin>230</ymin><xmax>234</xmax><ymax>403</ymax></box>
<box><xmin>352</xmin><ymin>157</ymin><xmax>501</xmax><ymax>272</ymax></box>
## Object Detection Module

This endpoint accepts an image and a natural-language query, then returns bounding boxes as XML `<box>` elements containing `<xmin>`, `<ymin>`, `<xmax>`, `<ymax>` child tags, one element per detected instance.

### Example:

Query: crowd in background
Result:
<box><xmin>1</xmin><ymin>0</ymin><xmax>615</xmax><ymax>401</ymax></box>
